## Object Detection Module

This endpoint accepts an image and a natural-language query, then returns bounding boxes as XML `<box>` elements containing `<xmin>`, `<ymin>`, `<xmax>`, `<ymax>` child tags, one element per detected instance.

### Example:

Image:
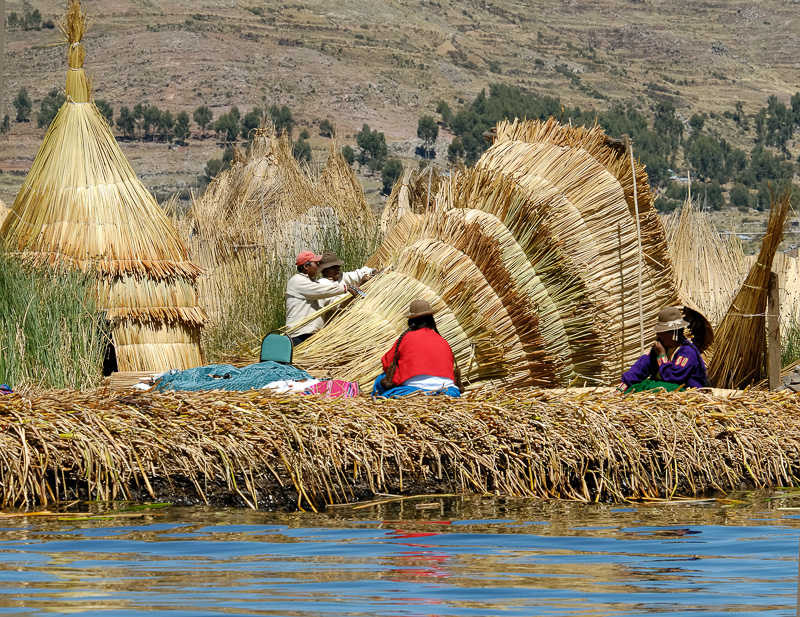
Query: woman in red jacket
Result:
<box><xmin>371</xmin><ymin>299</ymin><xmax>462</xmax><ymax>398</ymax></box>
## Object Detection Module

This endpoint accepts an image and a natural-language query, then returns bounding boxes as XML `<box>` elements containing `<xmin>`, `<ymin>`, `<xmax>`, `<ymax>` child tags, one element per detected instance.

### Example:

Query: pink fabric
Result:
<box><xmin>304</xmin><ymin>380</ymin><xmax>360</xmax><ymax>398</ymax></box>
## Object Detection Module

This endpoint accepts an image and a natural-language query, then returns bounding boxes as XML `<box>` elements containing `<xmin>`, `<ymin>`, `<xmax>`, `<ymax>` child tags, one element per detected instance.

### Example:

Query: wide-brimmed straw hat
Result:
<box><xmin>318</xmin><ymin>251</ymin><xmax>344</xmax><ymax>270</ymax></box>
<box><xmin>653</xmin><ymin>306</ymin><xmax>690</xmax><ymax>333</ymax></box>
<box><xmin>404</xmin><ymin>299</ymin><xmax>438</xmax><ymax>319</ymax></box>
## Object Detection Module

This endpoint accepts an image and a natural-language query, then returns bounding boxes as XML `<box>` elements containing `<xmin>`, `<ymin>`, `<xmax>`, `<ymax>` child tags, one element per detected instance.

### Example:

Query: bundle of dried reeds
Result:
<box><xmin>299</xmin><ymin>119</ymin><xmax>677</xmax><ymax>388</ymax></box>
<box><xmin>739</xmin><ymin>252</ymin><xmax>800</xmax><ymax>344</ymax></box>
<box><xmin>380</xmin><ymin>165</ymin><xmax>443</xmax><ymax>233</ymax></box>
<box><xmin>0</xmin><ymin>0</ymin><xmax>206</xmax><ymax>372</ymax></box>
<box><xmin>663</xmin><ymin>198</ymin><xmax>746</xmax><ymax>325</ymax></box>
<box><xmin>708</xmin><ymin>191</ymin><xmax>791</xmax><ymax>388</ymax></box>
<box><xmin>1</xmin><ymin>387</ymin><xmax>799</xmax><ymax>510</ymax></box>
<box><xmin>0</xmin><ymin>199</ymin><xmax>7</xmax><ymax>227</ymax></box>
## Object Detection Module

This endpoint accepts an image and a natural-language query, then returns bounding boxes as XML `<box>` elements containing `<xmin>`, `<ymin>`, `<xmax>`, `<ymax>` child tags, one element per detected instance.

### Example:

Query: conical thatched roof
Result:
<box><xmin>294</xmin><ymin>118</ymin><xmax>681</xmax><ymax>390</ymax></box>
<box><xmin>380</xmin><ymin>165</ymin><xmax>443</xmax><ymax>233</ymax></box>
<box><xmin>0</xmin><ymin>0</ymin><xmax>206</xmax><ymax>372</ymax></box>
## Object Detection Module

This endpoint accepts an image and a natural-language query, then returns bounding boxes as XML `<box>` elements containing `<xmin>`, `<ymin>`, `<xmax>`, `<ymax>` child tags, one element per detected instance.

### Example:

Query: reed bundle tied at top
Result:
<box><xmin>1</xmin><ymin>387</ymin><xmax>799</xmax><ymax>510</ymax></box>
<box><xmin>708</xmin><ymin>190</ymin><xmax>792</xmax><ymax>389</ymax></box>
<box><xmin>0</xmin><ymin>0</ymin><xmax>206</xmax><ymax>373</ymax></box>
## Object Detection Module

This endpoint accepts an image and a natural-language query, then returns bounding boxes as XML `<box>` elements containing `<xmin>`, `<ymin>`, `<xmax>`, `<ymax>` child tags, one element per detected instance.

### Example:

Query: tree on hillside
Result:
<box><xmin>0</xmin><ymin>115</ymin><xmax>10</xmax><ymax>134</ymax></box>
<box><xmin>193</xmin><ymin>105</ymin><xmax>213</xmax><ymax>132</ymax></box>
<box><xmin>13</xmin><ymin>89</ymin><xmax>32</xmax><ymax>122</ymax></box>
<box><xmin>269</xmin><ymin>105</ymin><xmax>294</xmax><ymax>136</ymax></box>
<box><xmin>116</xmin><ymin>106</ymin><xmax>136</xmax><ymax>139</ymax></box>
<box><xmin>356</xmin><ymin>124</ymin><xmax>387</xmax><ymax>170</ymax></box>
<box><xmin>215</xmin><ymin>112</ymin><xmax>239</xmax><ymax>142</ymax></box>
<box><xmin>241</xmin><ymin>108</ymin><xmax>263</xmax><ymax>140</ymax></box>
<box><xmin>688</xmin><ymin>113</ymin><xmax>705</xmax><ymax>133</ymax></box>
<box><xmin>142</xmin><ymin>106</ymin><xmax>161</xmax><ymax>139</ymax></box>
<box><xmin>293</xmin><ymin>137</ymin><xmax>312</xmax><ymax>163</ymax></box>
<box><xmin>95</xmin><ymin>99</ymin><xmax>114</xmax><ymax>126</ymax></box>
<box><xmin>37</xmin><ymin>88</ymin><xmax>64</xmax><ymax>128</ymax></box>
<box><xmin>447</xmin><ymin>137</ymin><xmax>464</xmax><ymax>164</ymax></box>
<box><xmin>435</xmin><ymin>100</ymin><xmax>453</xmax><ymax>127</ymax></box>
<box><xmin>686</xmin><ymin>134</ymin><xmax>725</xmax><ymax>181</ymax></box>
<box><xmin>381</xmin><ymin>158</ymin><xmax>403</xmax><ymax>194</ymax></box>
<box><xmin>341</xmin><ymin>145</ymin><xmax>355</xmax><ymax>166</ymax></box>
<box><xmin>318</xmin><ymin>118</ymin><xmax>334</xmax><ymax>137</ymax></box>
<box><xmin>417</xmin><ymin>115</ymin><xmax>438</xmax><ymax>157</ymax></box>
<box><xmin>174</xmin><ymin>111</ymin><xmax>191</xmax><ymax>143</ymax></box>
<box><xmin>158</xmin><ymin>110</ymin><xmax>175</xmax><ymax>142</ymax></box>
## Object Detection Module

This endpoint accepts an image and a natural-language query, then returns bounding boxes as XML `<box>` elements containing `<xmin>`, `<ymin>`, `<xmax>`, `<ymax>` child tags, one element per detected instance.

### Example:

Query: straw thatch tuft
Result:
<box><xmin>380</xmin><ymin>165</ymin><xmax>443</xmax><ymax>233</ymax></box>
<box><xmin>664</xmin><ymin>198</ymin><xmax>746</xmax><ymax>326</ymax></box>
<box><xmin>1</xmin><ymin>387</ymin><xmax>800</xmax><ymax>509</ymax></box>
<box><xmin>297</xmin><ymin>118</ymin><xmax>679</xmax><ymax>388</ymax></box>
<box><xmin>0</xmin><ymin>199</ymin><xmax>7</xmax><ymax>227</ymax></box>
<box><xmin>708</xmin><ymin>190</ymin><xmax>792</xmax><ymax>389</ymax></box>
<box><xmin>0</xmin><ymin>0</ymin><xmax>206</xmax><ymax>372</ymax></box>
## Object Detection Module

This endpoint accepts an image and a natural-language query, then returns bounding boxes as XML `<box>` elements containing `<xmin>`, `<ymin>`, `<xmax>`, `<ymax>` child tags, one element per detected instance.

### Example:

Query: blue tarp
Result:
<box><xmin>154</xmin><ymin>362</ymin><xmax>312</xmax><ymax>392</ymax></box>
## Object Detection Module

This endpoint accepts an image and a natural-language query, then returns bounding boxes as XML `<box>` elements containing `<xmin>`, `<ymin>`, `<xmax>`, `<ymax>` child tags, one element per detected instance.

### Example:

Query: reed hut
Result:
<box><xmin>0</xmin><ymin>0</ymin><xmax>206</xmax><ymax>372</ymax></box>
<box><xmin>294</xmin><ymin>118</ymin><xmax>682</xmax><ymax>390</ymax></box>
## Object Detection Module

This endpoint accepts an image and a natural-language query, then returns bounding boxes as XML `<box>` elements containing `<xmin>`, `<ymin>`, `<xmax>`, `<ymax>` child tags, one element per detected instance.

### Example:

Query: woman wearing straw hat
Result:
<box><xmin>619</xmin><ymin>306</ymin><xmax>709</xmax><ymax>393</ymax></box>
<box><xmin>372</xmin><ymin>299</ymin><xmax>462</xmax><ymax>399</ymax></box>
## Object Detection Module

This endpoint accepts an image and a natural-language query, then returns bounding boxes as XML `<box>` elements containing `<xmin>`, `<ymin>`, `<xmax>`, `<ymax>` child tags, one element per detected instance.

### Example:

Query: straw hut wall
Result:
<box><xmin>294</xmin><ymin>119</ymin><xmax>680</xmax><ymax>389</ymax></box>
<box><xmin>0</xmin><ymin>1</ymin><xmax>206</xmax><ymax>372</ymax></box>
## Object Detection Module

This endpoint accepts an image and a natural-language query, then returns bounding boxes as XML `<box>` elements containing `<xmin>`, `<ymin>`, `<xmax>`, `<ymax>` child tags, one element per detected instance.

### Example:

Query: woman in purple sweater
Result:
<box><xmin>619</xmin><ymin>306</ymin><xmax>709</xmax><ymax>392</ymax></box>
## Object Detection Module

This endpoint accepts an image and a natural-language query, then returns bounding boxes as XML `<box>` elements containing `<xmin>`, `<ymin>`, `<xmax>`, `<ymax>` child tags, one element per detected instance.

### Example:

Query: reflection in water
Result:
<box><xmin>0</xmin><ymin>494</ymin><xmax>796</xmax><ymax>615</ymax></box>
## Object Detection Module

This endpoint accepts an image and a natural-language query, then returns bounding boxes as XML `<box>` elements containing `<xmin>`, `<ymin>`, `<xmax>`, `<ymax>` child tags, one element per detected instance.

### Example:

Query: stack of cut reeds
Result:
<box><xmin>708</xmin><ymin>191</ymin><xmax>791</xmax><ymax>388</ymax></box>
<box><xmin>663</xmin><ymin>198</ymin><xmax>747</xmax><ymax>326</ymax></box>
<box><xmin>1</xmin><ymin>386</ymin><xmax>799</xmax><ymax>510</ymax></box>
<box><xmin>295</xmin><ymin>119</ymin><xmax>681</xmax><ymax>389</ymax></box>
<box><xmin>0</xmin><ymin>0</ymin><xmax>206</xmax><ymax>373</ymax></box>
<box><xmin>184</xmin><ymin>127</ymin><xmax>377</xmax><ymax>335</ymax></box>
<box><xmin>380</xmin><ymin>165</ymin><xmax>443</xmax><ymax>233</ymax></box>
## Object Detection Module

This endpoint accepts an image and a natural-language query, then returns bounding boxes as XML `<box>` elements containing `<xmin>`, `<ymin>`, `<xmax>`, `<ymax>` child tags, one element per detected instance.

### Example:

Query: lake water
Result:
<box><xmin>0</xmin><ymin>494</ymin><xmax>797</xmax><ymax>616</ymax></box>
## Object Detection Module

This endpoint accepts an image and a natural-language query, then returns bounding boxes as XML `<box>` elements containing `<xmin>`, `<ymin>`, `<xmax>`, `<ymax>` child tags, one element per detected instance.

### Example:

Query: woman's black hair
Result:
<box><xmin>408</xmin><ymin>314</ymin><xmax>438</xmax><ymax>333</ymax></box>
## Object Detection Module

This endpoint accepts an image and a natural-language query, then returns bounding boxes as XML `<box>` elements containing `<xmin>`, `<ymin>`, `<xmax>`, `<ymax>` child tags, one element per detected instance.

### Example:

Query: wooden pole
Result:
<box><xmin>768</xmin><ymin>271</ymin><xmax>780</xmax><ymax>390</ymax></box>
<box><xmin>629</xmin><ymin>139</ymin><xmax>645</xmax><ymax>356</ymax></box>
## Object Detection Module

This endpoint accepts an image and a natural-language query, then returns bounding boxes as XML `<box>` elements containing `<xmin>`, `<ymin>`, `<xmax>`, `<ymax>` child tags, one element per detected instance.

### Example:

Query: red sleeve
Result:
<box><xmin>381</xmin><ymin>340</ymin><xmax>399</xmax><ymax>372</ymax></box>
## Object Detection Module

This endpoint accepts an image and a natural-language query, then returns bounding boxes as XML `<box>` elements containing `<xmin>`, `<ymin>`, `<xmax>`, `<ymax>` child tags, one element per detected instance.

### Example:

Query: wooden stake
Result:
<box><xmin>768</xmin><ymin>270</ymin><xmax>780</xmax><ymax>390</ymax></box>
<box><xmin>629</xmin><ymin>140</ymin><xmax>645</xmax><ymax>356</ymax></box>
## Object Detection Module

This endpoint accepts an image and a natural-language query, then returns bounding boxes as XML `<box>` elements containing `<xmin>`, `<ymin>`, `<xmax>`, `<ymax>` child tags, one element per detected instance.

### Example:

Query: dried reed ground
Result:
<box><xmin>0</xmin><ymin>388</ymin><xmax>798</xmax><ymax>510</ymax></box>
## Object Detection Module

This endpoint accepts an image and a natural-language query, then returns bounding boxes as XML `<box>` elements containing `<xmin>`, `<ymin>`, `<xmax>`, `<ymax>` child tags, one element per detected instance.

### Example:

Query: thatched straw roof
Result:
<box><xmin>296</xmin><ymin>118</ymin><xmax>679</xmax><ymax>389</ymax></box>
<box><xmin>0</xmin><ymin>0</ymin><xmax>206</xmax><ymax>372</ymax></box>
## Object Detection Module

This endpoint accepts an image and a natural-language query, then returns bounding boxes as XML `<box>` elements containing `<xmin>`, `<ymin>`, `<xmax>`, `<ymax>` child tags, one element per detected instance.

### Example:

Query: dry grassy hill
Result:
<box><xmin>1</xmin><ymin>0</ymin><xmax>799</xmax><ymax>205</ymax></box>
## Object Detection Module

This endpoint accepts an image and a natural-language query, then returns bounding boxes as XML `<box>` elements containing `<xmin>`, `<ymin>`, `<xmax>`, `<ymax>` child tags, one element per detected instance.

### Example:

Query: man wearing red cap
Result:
<box><xmin>286</xmin><ymin>250</ymin><xmax>350</xmax><ymax>347</ymax></box>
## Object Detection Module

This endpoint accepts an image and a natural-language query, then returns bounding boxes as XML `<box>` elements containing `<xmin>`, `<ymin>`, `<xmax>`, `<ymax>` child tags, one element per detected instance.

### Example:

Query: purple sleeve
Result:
<box><xmin>622</xmin><ymin>354</ymin><xmax>653</xmax><ymax>385</ymax></box>
<box><xmin>658</xmin><ymin>345</ymin><xmax>700</xmax><ymax>384</ymax></box>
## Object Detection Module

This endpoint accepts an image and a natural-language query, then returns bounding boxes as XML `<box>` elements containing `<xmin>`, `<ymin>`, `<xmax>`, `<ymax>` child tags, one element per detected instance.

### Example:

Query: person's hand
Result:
<box><xmin>652</xmin><ymin>340</ymin><xmax>665</xmax><ymax>356</ymax></box>
<box><xmin>360</xmin><ymin>273</ymin><xmax>373</xmax><ymax>285</ymax></box>
<box><xmin>347</xmin><ymin>285</ymin><xmax>359</xmax><ymax>297</ymax></box>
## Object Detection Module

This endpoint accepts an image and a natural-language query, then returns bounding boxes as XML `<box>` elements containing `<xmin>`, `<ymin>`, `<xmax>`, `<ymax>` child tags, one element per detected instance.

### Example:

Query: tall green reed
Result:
<box><xmin>0</xmin><ymin>248</ymin><xmax>107</xmax><ymax>390</ymax></box>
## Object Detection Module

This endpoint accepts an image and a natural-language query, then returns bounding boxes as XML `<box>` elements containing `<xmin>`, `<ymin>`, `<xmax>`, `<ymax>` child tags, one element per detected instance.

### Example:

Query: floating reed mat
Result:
<box><xmin>1</xmin><ymin>388</ymin><xmax>800</xmax><ymax>510</ymax></box>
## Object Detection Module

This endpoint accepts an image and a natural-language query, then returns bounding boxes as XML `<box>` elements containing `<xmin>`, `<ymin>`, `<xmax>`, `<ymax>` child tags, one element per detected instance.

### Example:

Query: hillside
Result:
<box><xmin>1</xmin><ymin>0</ymin><xmax>799</xmax><ymax>206</ymax></box>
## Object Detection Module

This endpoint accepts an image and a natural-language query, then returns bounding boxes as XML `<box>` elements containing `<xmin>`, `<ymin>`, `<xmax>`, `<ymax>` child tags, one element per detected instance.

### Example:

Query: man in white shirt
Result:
<box><xmin>317</xmin><ymin>251</ymin><xmax>375</xmax><ymax>321</ymax></box>
<box><xmin>285</xmin><ymin>250</ymin><xmax>351</xmax><ymax>347</ymax></box>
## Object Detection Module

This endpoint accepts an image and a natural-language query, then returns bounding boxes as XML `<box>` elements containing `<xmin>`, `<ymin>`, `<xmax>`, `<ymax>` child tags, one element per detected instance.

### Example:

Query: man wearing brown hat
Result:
<box><xmin>619</xmin><ymin>306</ymin><xmax>709</xmax><ymax>392</ymax></box>
<box><xmin>317</xmin><ymin>251</ymin><xmax>375</xmax><ymax>313</ymax></box>
<box><xmin>285</xmin><ymin>250</ymin><xmax>352</xmax><ymax>347</ymax></box>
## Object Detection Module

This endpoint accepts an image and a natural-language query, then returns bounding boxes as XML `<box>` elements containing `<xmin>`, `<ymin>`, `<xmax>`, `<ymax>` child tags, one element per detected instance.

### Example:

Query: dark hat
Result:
<box><xmin>318</xmin><ymin>251</ymin><xmax>344</xmax><ymax>270</ymax></box>
<box><xmin>404</xmin><ymin>299</ymin><xmax>438</xmax><ymax>319</ymax></box>
<box><xmin>653</xmin><ymin>306</ymin><xmax>690</xmax><ymax>333</ymax></box>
